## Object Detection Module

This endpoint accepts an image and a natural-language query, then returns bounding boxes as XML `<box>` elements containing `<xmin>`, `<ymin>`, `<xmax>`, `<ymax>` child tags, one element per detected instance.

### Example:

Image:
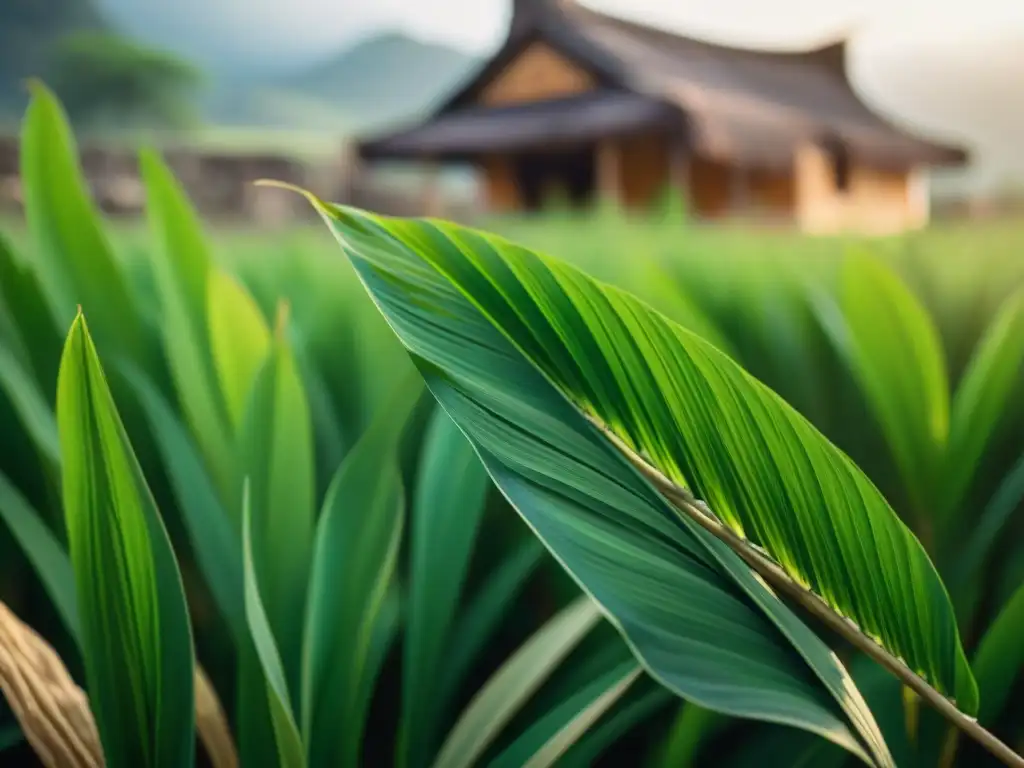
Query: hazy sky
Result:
<box><xmin>97</xmin><ymin>0</ymin><xmax>1024</xmax><ymax>72</ymax></box>
<box><xmin>95</xmin><ymin>0</ymin><xmax>1024</xmax><ymax>189</ymax></box>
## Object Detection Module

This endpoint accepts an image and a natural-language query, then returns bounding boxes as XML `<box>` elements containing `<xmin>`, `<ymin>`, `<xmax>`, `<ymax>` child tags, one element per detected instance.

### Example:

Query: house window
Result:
<box><xmin>829</xmin><ymin>141</ymin><xmax>851</xmax><ymax>194</ymax></box>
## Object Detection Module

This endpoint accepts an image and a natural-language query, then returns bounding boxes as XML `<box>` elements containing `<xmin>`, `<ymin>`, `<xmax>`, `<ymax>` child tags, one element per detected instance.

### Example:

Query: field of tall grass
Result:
<box><xmin>0</xmin><ymin>85</ymin><xmax>1022</xmax><ymax>767</ymax></box>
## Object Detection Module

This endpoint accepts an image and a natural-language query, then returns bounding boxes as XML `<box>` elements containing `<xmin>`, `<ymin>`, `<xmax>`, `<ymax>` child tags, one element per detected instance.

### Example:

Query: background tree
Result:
<box><xmin>47</xmin><ymin>32</ymin><xmax>203</xmax><ymax>131</ymax></box>
<box><xmin>0</xmin><ymin>0</ymin><xmax>103</xmax><ymax>114</ymax></box>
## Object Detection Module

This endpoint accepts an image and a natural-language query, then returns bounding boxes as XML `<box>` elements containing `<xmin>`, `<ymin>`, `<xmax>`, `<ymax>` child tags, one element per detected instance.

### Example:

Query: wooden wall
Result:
<box><xmin>689</xmin><ymin>157</ymin><xmax>732</xmax><ymax>218</ymax></box>
<box><xmin>688</xmin><ymin>157</ymin><xmax>795</xmax><ymax>221</ymax></box>
<box><xmin>476</xmin><ymin>131</ymin><xmax>930</xmax><ymax>235</ymax></box>
<box><xmin>479</xmin><ymin>42</ymin><xmax>595</xmax><ymax>106</ymax></box>
<box><xmin>617</xmin><ymin>135</ymin><xmax>670</xmax><ymax>209</ymax></box>
<box><xmin>795</xmin><ymin>143</ymin><xmax>925</xmax><ymax>234</ymax></box>
<box><xmin>480</xmin><ymin>155</ymin><xmax>522</xmax><ymax>212</ymax></box>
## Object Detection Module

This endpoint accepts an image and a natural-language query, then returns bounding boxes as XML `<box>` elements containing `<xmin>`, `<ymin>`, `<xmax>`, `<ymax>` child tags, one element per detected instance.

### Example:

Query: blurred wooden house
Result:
<box><xmin>355</xmin><ymin>0</ymin><xmax>967</xmax><ymax>233</ymax></box>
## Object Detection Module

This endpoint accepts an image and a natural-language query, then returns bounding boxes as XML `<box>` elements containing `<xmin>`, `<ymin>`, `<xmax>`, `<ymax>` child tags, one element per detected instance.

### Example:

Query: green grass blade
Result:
<box><xmin>301</xmin><ymin>377</ymin><xmax>419</xmax><ymax>766</ymax></box>
<box><xmin>557</xmin><ymin>677</ymin><xmax>673</xmax><ymax>767</ymax></box>
<box><xmin>833</xmin><ymin>253</ymin><xmax>949</xmax><ymax>519</ymax></box>
<box><xmin>952</xmin><ymin>449</ymin><xmax>1024</xmax><ymax>611</ymax></box>
<box><xmin>401</xmin><ymin>406</ymin><xmax>491</xmax><ymax>767</ymax></box>
<box><xmin>0</xmin><ymin>470</ymin><xmax>79</xmax><ymax>640</ymax></box>
<box><xmin>972</xmin><ymin>582</ymin><xmax>1024</xmax><ymax>724</ymax></box>
<box><xmin>292</xmin><ymin>342</ymin><xmax>348</xmax><ymax>501</ymax></box>
<box><xmin>20</xmin><ymin>82</ymin><xmax>141</xmax><ymax>358</ymax></box>
<box><xmin>355</xmin><ymin>584</ymin><xmax>403</xmax><ymax>730</ymax></box>
<box><xmin>209</xmin><ymin>269</ymin><xmax>271</xmax><ymax>432</ymax></box>
<box><xmin>436</xmin><ymin>541</ymin><xmax>545</xmax><ymax>718</ymax></box>
<box><xmin>56</xmin><ymin>313</ymin><xmax>194</xmax><ymax>768</ymax></box>
<box><xmin>943</xmin><ymin>288</ymin><xmax>1024</xmax><ymax>521</ymax></box>
<box><xmin>242</xmin><ymin>483</ymin><xmax>306</xmax><ymax>768</ymax></box>
<box><xmin>139</xmin><ymin>150</ymin><xmax>236</xmax><ymax>504</ymax></box>
<box><xmin>0</xmin><ymin>341</ymin><xmax>60</xmax><ymax>470</ymax></box>
<box><xmin>487</xmin><ymin>662</ymin><xmax>642</xmax><ymax>768</ymax></box>
<box><xmin>0</xmin><ymin>232</ymin><xmax>62</xmax><ymax>393</ymax></box>
<box><xmin>432</xmin><ymin>596</ymin><xmax>602</xmax><ymax>768</ymax></box>
<box><xmin>119</xmin><ymin>362</ymin><xmax>245</xmax><ymax>644</ymax></box>
<box><xmin>240</xmin><ymin>314</ymin><xmax>315</xmax><ymax>693</ymax></box>
<box><xmin>660</xmin><ymin>703</ymin><xmax>724</xmax><ymax>767</ymax></box>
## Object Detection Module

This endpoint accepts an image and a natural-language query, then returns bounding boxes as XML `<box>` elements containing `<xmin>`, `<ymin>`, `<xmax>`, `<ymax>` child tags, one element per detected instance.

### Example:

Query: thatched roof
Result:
<box><xmin>357</xmin><ymin>0</ymin><xmax>967</xmax><ymax>170</ymax></box>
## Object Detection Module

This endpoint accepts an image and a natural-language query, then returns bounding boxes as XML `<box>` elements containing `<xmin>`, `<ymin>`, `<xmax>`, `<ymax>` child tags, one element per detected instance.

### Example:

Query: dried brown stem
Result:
<box><xmin>0</xmin><ymin>601</ymin><xmax>238</xmax><ymax>768</ymax></box>
<box><xmin>195</xmin><ymin>665</ymin><xmax>239</xmax><ymax>768</ymax></box>
<box><xmin>589</xmin><ymin>417</ymin><xmax>1024</xmax><ymax>768</ymax></box>
<box><xmin>0</xmin><ymin>601</ymin><xmax>103</xmax><ymax>767</ymax></box>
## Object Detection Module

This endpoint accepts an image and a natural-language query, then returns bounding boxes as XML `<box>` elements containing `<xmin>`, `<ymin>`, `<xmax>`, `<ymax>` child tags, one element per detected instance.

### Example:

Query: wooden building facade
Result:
<box><xmin>356</xmin><ymin>0</ymin><xmax>966</xmax><ymax>234</ymax></box>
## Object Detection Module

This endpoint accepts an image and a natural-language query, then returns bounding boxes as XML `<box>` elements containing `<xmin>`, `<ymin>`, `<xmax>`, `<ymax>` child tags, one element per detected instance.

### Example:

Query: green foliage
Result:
<box><xmin>308</xmin><ymin>199</ymin><xmax>1024</xmax><ymax>765</ymax></box>
<box><xmin>57</xmin><ymin>314</ymin><xmax>195</xmax><ymax>767</ymax></box>
<box><xmin>0</xmin><ymin>83</ymin><xmax>652</xmax><ymax>768</ymax></box>
<box><xmin>0</xmin><ymin>0</ymin><xmax>103</xmax><ymax>110</ymax></box>
<box><xmin>49</xmin><ymin>32</ymin><xmax>202</xmax><ymax>129</ymax></box>
<box><xmin>1</xmin><ymin>83</ymin><xmax>1023</xmax><ymax>768</ymax></box>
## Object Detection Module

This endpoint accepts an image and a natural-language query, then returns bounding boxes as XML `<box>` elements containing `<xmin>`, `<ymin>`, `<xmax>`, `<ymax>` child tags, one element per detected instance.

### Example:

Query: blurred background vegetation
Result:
<box><xmin>0</xmin><ymin>0</ymin><xmax>1022</xmax><ymax>766</ymax></box>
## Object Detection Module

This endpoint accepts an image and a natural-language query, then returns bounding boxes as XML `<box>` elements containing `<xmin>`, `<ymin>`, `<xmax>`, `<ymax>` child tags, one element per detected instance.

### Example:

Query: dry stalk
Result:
<box><xmin>0</xmin><ymin>600</ymin><xmax>103</xmax><ymax>767</ymax></box>
<box><xmin>195</xmin><ymin>664</ymin><xmax>238</xmax><ymax>768</ymax></box>
<box><xmin>0</xmin><ymin>601</ymin><xmax>238</xmax><ymax>768</ymax></box>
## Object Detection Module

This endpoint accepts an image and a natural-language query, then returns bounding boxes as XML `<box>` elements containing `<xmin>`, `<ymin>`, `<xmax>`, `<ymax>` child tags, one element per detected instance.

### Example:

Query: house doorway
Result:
<box><xmin>514</xmin><ymin>147</ymin><xmax>596</xmax><ymax>212</ymax></box>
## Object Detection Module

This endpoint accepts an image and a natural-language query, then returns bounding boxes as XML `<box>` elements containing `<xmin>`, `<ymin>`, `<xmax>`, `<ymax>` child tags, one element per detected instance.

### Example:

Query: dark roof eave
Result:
<box><xmin>355</xmin><ymin>91</ymin><xmax>682</xmax><ymax>162</ymax></box>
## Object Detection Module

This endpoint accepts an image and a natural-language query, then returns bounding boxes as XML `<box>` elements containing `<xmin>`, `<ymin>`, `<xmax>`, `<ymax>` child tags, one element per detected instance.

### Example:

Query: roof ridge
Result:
<box><xmin>563</xmin><ymin>1</ymin><xmax>855</xmax><ymax>63</ymax></box>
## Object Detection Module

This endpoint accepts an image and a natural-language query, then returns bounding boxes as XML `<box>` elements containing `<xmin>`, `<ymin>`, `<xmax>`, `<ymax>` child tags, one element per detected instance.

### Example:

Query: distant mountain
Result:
<box><xmin>206</xmin><ymin>31</ymin><xmax>480</xmax><ymax>132</ymax></box>
<box><xmin>283</xmin><ymin>32</ymin><xmax>478</xmax><ymax>122</ymax></box>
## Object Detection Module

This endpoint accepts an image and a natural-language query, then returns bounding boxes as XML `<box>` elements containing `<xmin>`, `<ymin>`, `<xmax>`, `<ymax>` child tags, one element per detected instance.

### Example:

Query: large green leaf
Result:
<box><xmin>432</xmin><ymin>595</ymin><xmax>603</xmax><ymax>768</ymax></box>
<box><xmin>301</xmin><ymin>377</ymin><xmax>419</xmax><ymax>766</ymax></box>
<box><xmin>401</xmin><ymin>405</ymin><xmax>491</xmax><ymax>767</ymax></box>
<box><xmin>972</xmin><ymin>582</ymin><xmax>1024</xmax><ymax>724</ymax></box>
<box><xmin>942</xmin><ymin>288</ymin><xmax>1024</xmax><ymax>522</ymax></box>
<box><xmin>139</xmin><ymin>150</ymin><xmax>235</xmax><ymax>503</ymax></box>
<box><xmin>240</xmin><ymin>316</ymin><xmax>315</xmax><ymax>692</ymax></box>
<box><xmin>310</xmin><ymin>201</ymin><xmax>979</xmax><ymax>763</ymax></box>
<box><xmin>20</xmin><ymin>83</ymin><xmax>141</xmax><ymax>359</ymax></box>
<box><xmin>56</xmin><ymin>313</ymin><xmax>194</xmax><ymax>768</ymax></box>
<box><xmin>242</xmin><ymin>484</ymin><xmax>306</xmax><ymax>768</ymax></box>
<box><xmin>833</xmin><ymin>254</ymin><xmax>949</xmax><ymax>518</ymax></box>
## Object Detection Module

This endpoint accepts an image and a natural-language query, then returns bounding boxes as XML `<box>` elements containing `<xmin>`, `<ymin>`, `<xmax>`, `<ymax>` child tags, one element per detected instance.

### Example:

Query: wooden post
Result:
<box><xmin>339</xmin><ymin>143</ymin><xmax>362</xmax><ymax>205</ymax></box>
<box><xmin>729</xmin><ymin>164</ymin><xmax>750</xmax><ymax>218</ymax></box>
<box><xmin>422</xmin><ymin>160</ymin><xmax>442</xmax><ymax>217</ymax></box>
<box><xmin>907</xmin><ymin>166</ymin><xmax>930</xmax><ymax>229</ymax></box>
<box><xmin>596</xmin><ymin>140</ymin><xmax>621</xmax><ymax>209</ymax></box>
<box><xmin>669</xmin><ymin>135</ymin><xmax>691</xmax><ymax>216</ymax></box>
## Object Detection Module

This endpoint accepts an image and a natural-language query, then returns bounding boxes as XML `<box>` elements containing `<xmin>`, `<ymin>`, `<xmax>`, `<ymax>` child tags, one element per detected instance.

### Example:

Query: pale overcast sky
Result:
<box><xmin>97</xmin><ymin>0</ymin><xmax>1024</xmax><ymax>70</ymax></box>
